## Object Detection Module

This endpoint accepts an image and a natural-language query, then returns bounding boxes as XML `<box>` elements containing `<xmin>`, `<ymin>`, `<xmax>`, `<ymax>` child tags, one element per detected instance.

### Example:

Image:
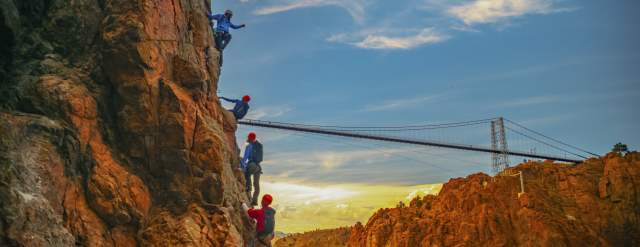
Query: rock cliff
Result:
<box><xmin>273</xmin><ymin>153</ymin><xmax>639</xmax><ymax>247</ymax></box>
<box><xmin>348</xmin><ymin>153</ymin><xmax>640</xmax><ymax>247</ymax></box>
<box><xmin>1</xmin><ymin>0</ymin><xmax>252</xmax><ymax>246</ymax></box>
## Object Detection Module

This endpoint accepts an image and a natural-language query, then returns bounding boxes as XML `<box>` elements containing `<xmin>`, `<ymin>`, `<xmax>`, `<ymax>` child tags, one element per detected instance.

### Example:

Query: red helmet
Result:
<box><xmin>262</xmin><ymin>194</ymin><xmax>273</xmax><ymax>206</ymax></box>
<box><xmin>247</xmin><ymin>132</ymin><xmax>256</xmax><ymax>141</ymax></box>
<box><xmin>242</xmin><ymin>95</ymin><xmax>251</xmax><ymax>102</ymax></box>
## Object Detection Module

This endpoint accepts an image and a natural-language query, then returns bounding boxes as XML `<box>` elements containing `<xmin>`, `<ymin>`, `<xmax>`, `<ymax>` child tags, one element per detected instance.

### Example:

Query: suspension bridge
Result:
<box><xmin>238</xmin><ymin>117</ymin><xmax>598</xmax><ymax>174</ymax></box>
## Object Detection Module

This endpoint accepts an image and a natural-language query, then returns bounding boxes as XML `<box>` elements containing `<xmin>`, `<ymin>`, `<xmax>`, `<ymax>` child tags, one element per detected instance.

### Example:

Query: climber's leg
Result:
<box><xmin>214</xmin><ymin>32</ymin><xmax>224</xmax><ymax>51</ymax></box>
<box><xmin>245</xmin><ymin>169</ymin><xmax>252</xmax><ymax>194</ymax></box>
<box><xmin>220</xmin><ymin>32</ymin><xmax>232</xmax><ymax>50</ymax></box>
<box><xmin>257</xmin><ymin>233</ymin><xmax>273</xmax><ymax>247</ymax></box>
<box><xmin>251</xmin><ymin>171</ymin><xmax>260</xmax><ymax>206</ymax></box>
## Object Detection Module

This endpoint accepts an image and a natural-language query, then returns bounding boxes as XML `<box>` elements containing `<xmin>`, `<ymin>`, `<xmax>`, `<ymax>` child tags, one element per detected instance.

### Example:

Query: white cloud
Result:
<box><xmin>354</xmin><ymin>28</ymin><xmax>448</xmax><ymax>49</ymax></box>
<box><xmin>245</xmin><ymin>105</ymin><xmax>293</xmax><ymax>120</ymax></box>
<box><xmin>328</xmin><ymin>26</ymin><xmax>448</xmax><ymax>50</ymax></box>
<box><xmin>254</xmin><ymin>0</ymin><xmax>367</xmax><ymax>23</ymax></box>
<box><xmin>363</xmin><ymin>94</ymin><xmax>442</xmax><ymax>112</ymax></box>
<box><xmin>250</xmin><ymin>0</ymin><xmax>574</xmax><ymax>51</ymax></box>
<box><xmin>447</xmin><ymin>0</ymin><xmax>567</xmax><ymax>25</ymax></box>
<box><xmin>405</xmin><ymin>185</ymin><xmax>440</xmax><ymax>200</ymax></box>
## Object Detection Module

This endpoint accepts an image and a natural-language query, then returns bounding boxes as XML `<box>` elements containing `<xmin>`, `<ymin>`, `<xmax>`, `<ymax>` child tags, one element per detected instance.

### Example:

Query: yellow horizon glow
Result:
<box><xmin>261</xmin><ymin>181</ymin><xmax>442</xmax><ymax>233</ymax></box>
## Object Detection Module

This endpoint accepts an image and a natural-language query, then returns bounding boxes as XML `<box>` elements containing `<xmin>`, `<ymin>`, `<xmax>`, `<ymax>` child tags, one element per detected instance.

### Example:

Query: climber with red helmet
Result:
<box><xmin>220</xmin><ymin>95</ymin><xmax>251</xmax><ymax>120</ymax></box>
<box><xmin>243</xmin><ymin>194</ymin><xmax>276</xmax><ymax>246</ymax></box>
<box><xmin>207</xmin><ymin>9</ymin><xmax>245</xmax><ymax>52</ymax></box>
<box><xmin>241</xmin><ymin>132</ymin><xmax>264</xmax><ymax>206</ymax></box>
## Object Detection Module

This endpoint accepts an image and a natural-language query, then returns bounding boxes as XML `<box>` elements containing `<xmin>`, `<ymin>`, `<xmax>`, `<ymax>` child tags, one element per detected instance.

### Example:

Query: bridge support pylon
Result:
<box><xmin>491</xmin><ymin>117</ymin><xmax>510</xmax><ymax>174</ymax></box>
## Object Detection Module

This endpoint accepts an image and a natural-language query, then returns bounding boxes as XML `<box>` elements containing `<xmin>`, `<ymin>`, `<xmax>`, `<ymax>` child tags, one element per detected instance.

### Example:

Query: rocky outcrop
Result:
<box><xmin>1</xmin><ymin>0</ymin><xmax>252</xmax><ymax>246</ymax></box>
<box><xmin>347</xmin><ymin>153</ymin><xmax>640</xmax><ymax>247</ymax></box>
<box><xmin>274</xmin><ymin>227</ymin><xmax>351</xmax><ymax>247</ymax></box>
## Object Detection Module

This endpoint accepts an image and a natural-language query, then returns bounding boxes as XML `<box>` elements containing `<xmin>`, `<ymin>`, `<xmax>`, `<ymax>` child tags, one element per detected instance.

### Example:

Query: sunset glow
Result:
<box><xmin>262</xmin><ymin>181</ymin><xmax>442</xmax><ymax>233</ymax></box>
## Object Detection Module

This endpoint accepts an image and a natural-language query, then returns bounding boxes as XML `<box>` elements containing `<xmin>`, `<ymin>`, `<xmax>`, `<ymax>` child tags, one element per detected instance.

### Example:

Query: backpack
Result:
<box><xmin>251</xmin><ymin>141</ymin><xmax>263</xmax><ymax>163</ymax></box>
<box><xmin>234</xmin><ymin>102</ymin><xmax>249</xmax><ymax>119</ymax></box>
<box><xmin>260</xmin><ymin>208</ymin><xmax>276</xmax><ymax>235</ymax></box>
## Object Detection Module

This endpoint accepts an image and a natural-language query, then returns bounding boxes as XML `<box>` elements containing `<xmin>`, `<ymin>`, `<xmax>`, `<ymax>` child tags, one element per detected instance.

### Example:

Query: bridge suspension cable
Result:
<box><xmin>238</xmin><ymin>118</ymin><xmax>587</xmax><ymax>163</ymax></box>
<box><xmin>266</xmin><ymin>118</ymin><xmax>497</xmax><ymax>131</ymax></box>
<box><xmin>503</xmin><ymin>119</ymin><xmax>599</xmax><ymax>157</ymax></box>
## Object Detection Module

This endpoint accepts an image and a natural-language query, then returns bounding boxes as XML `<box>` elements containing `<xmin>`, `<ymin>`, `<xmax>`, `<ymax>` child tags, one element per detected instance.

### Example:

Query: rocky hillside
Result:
<box><xmin>1</xmin><ymin>0</ymin><xmax>253</xmax><ymax>246</ymax></box>
<box><xmin>274</xmin><ymin>153</ymin><xmax>639</xmax><ymax>247</ymax></box>
<box><xmin>348</xmin><ymin>152</ymin><xmax>640</xmax><ymax>247</ymax></box>
<box><xmin>274</xmin><ymin>227</ymin><xmax>351</xmax><ymax>247</ymax></box>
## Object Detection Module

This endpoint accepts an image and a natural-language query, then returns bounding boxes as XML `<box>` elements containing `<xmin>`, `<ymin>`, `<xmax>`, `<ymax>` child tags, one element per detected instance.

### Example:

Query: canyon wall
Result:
<box><xmin>1</xmin><ymin>0</ymin><xmax>251</xmax><ymax>246</ymax></box>
<box><xmin>348</xmin><ymin>153</ymin><xmax>640</xmax><ymax>247</ymax></box>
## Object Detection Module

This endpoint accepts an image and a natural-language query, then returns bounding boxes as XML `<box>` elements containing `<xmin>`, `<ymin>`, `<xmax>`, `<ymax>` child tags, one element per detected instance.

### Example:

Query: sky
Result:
<box><xmin>211</xmin><ymin>0</ymin><xmax>640</xmax><ymax>232</ymax></box>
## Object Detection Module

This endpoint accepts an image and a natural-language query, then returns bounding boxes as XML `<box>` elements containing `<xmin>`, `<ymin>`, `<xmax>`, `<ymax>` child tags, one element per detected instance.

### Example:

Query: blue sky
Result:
<box><xmin>213</xmin><ymin>0</ymin><xmax>640</xmax><ymax>185</ymax></box>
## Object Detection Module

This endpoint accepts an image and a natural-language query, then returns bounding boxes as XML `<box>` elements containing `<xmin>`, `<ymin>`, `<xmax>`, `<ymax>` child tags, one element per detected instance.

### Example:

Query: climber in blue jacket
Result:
<box><xmin>220</xmin><ymin>95</ymin><xmax>251</xmax><ymax>120</ymax></box>
<box><xmin>207</xmin><ymin>9</ymin><xmax>246</xmax><ymax>51</ymax></box>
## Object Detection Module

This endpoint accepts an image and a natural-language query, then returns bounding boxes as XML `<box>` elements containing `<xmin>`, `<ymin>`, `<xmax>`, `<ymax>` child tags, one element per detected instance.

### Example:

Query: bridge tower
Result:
<box><xmin>491</xmin><ymin>117</ymin><xmax>510</xmax><ymax>173</ymax></box>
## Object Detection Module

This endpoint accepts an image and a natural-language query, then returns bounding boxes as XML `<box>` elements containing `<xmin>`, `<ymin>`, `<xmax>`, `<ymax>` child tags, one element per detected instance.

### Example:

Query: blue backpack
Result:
<box><xmin>251</xmin><ymin>141</ymin><xmax>263</xmax><ymax>163</ymax></box>
<box><xmin>233</xmin><ymin>102</ymin><xmax>249</xmax><ymax>119</ymax></box>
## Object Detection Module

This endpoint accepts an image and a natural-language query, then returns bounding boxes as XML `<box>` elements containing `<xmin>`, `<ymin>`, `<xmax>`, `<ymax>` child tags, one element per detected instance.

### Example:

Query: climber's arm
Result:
<box><xmin>240</xmin><ymin>144</ymin><xmax>253</xmax><ymax>171</ymax></box>
<box><xmin>220</xmin><ymin>97</ymin><xmax>237</xmax><ymax>103</ymax></box>
<box><xmin>230</xmin><ymin>23</ymin><xmax>246</xmax><ymax>29</ymax></box>
<box><xmin>207</xmin><ymin>13</ymin><xmax>223</xmax><ymax>21</ymax></box>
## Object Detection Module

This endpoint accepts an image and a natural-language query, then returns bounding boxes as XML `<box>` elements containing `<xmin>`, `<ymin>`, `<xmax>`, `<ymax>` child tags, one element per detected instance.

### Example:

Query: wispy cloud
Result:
<box><xmin>315</xmin><ymin>149</ymin><xmax>406</xmax><ymax>170</ymax></box>
<box><xmin>332</xmin><ymin>0</ymin><xmax>573</xmax><ymax>50</ymax></box>
<box><xmin>259</xmin><ymin>139</ymin><xmax>493</xmax><ymax>185</ymax></box>
<box><xmin>249</xmin><ymin>0</ymin><xmax>574</xmax><ymax>50</ymax></box>
<box><xmin>263</xmin><ymin>148</ymin><xmax>406</xmax><ymax>171</ymax></box>
<box><xmin>363</xmin><ymin>94</ymin><xmax>443</xmax><ymax>112</ymax></box>
<box><xmin>245</xmin><ymin>105</ymin><xmax>293</xmax><ymax>120</ymax></box>
<box><xmin>446</xmin><ymin>0</ymin><xmax>574</xmax><ymax>25</ymax></box>
<box><xmin>254</xmin><ymin>0</ymin><xmax>367</xmax><ymax>23</ymax></box>
<box><xmin>328</xmin><ymin>28</ymin><xmax>449</xmax><ymax>50</ymax></box>
<box><xmin>492</xmin><ymin>95</ymin><xmax>563</xmax><ymax>109</ymax></box>
<box><xmin>236</xmin><ymin>127</ymin><xmax>293</xmax><ymax>144</ymax></box>
<box><xmin>514</xmin><ymin>114</ymin><xmax>576</xmax><ymax>127</ymax></box>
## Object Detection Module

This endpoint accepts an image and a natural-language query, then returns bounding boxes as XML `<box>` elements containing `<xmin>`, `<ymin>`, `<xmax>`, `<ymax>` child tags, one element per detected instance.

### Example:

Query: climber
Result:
<box><xmin>242</xmin><ymin>194</ymin><xmax>276</xmax><ymax>247</ymax></box>
<box><xmin>241</xmin><ymin>132</ymin><xmax>263</xmax><ymax>206</ymax></box>
<box><xmin>207</xmin><ymin>9</ymin><xmax>245</xmax><ymax>52</ymax></box>
<box><xmin>220</xmin><ymin>95</ymin><xmax>250</xmax><ymax>120</ymax></box>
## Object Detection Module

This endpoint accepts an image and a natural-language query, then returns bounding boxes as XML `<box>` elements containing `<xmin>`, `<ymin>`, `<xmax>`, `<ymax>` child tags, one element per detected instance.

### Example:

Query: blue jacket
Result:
<box><xmin>221</xmin><ymin>97</ymin><xmax>249</xmax><ymax>119</ymax></box>
<box><xmin>240</xmin><ymin>142</ymin><xmax>254</xmax><ymax>171</ymax></box>
<box><xmin>207</xmin><ymin>14</ymin><xmax>244</xmax><ymax>33</ymax></box>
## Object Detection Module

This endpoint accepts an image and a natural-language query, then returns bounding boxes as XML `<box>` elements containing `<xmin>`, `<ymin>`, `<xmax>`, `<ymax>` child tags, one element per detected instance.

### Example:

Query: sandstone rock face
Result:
<box><xmin>1</xmin><ymin>0</ymin><xmax>252</xmax><ymax>246</ymax></box>
<box><xmin>347</xmin><ymin>153</ymin><xmax>640</xmax><ymax>247</ymax></box>
<box><xmin>274</xmin><ymin>227</ymin><xmax>351</xmax><ymax>247</ymax></box>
